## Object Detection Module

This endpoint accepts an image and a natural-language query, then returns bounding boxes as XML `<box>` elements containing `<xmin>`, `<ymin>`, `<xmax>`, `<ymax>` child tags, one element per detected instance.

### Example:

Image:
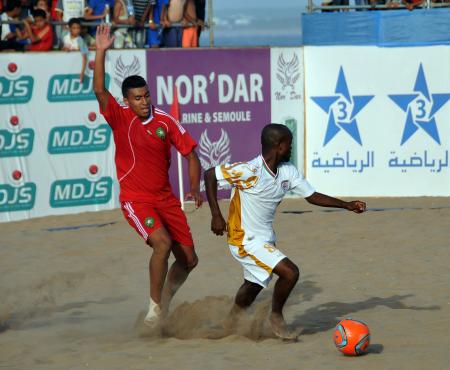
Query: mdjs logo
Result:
<box><xmin>0</xmin><ymin>63</ymin><xmax>34</xmax><ymax>104</ymax></box>
<box><xmin>47</xmin><ymin>74</ymin><xmax>111</xmax><ymax>102</ymax></box>
<box><xmin>49</xmin><ymin>165</ymin><xmax>113</xmax><ymax>208</ymax></box>
<box><xmin>48</xmin><ymin>112</ymin><xmax>111</xmax><ymax>154</ymax></box>
<box><xmin>0</xmin><ymin>170</ymin><xmax>36</xmax><ymax>212</ymax></box>
<box><xmin>0</xmin><ymin>116</ymin><xmax>34</xmax><ymax>157</ymax></box>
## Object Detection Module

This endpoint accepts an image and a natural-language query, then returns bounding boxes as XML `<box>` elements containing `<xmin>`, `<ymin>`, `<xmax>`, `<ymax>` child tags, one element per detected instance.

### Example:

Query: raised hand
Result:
<box><xmin>95</xmin><ymin>24</ymin><xmax>115</xmax><ymax>51</ymax></box>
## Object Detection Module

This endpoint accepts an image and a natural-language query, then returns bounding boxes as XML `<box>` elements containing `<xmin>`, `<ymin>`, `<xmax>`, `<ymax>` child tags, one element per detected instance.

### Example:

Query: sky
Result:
<box><xmin>200</xmin><ymin>0</ymin><xmax>311</xmax><ymax>47</ymax></box>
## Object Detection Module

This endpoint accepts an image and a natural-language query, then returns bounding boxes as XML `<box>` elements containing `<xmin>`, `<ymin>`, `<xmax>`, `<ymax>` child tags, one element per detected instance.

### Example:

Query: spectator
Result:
<box><xmin>19</xmin><ymin>0</ymin><xmax>33</xmax><ymax>21</ymax></box>
<box><xmin>141</xmin><ymin>0</ymin><xmax>162</xmax><ymax>48</ymax></box>
<box><xmin>132</xmin><ymin>0</ymin><xmax>152</xmax><ymax>47</ymax></box>
<box><xmin>50</xmin><ymin>0</ymin><xmax>60</xmax><ymax>21</ymax></box>
<box><xmin>181</xmin><ymin>0</ymin><xmax>197</xmax><ymax>48</ymax></box>
<box><xmin>161</xmin><ymin>0</ymin><xmax>185</xmax><ymax>47</ymax></box>
<box><xmin>55</xmin><ymin>0</ymin><xmax>86</xmax><ymax>22</ymax></box>
<box><xmin>85</xmin><ymin>0</ymin><xmax>112</xmax><ymax>34</ymax></box>
<box><xmin>35</xmin><ymin>0</ymin><xmax>50</xmax><ymax>20</ymax></box>
<box><xmin>61</xmin><ymin>17</ymin><xmax>88</xmax><ymax>81</ymax></box>
<box><xmin>17</xmin><ymin>0</ymin><xmax>33</xmax><ymax>37</ymax></box>
<box><xmin>112</xmin><ymin>0</ymin><xmax>135</xmax><ymax>48</ymax></box>
<box><xmin>54</xmin><ymin>0</ymin><xmax>86</xmax><ymax>49</ymax></box>
<box><xmin>402</xmin><ymin>0</ymin><xmax>425</xmax><ymax>10</ymax></box>
<box><xmin>194</xmin><ymin>0</ymin><xmax>204</xmax><ymax>45</ymax></box>
<box><xmin>23</xmin><ymin>8</ymin><xmax>54</xmax><ymax>51</ymax></box>
<box><xmin>0</xmin><ymin>0</ymin><xmax>26</xmax><ymax>51</ymax></box>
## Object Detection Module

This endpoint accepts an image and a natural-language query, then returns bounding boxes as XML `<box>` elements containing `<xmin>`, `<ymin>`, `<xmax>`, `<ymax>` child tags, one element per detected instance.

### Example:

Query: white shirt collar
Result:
<box><xmin>141</xmin><ymin>106</ymin><xmax>154</xmax><ymax>125</ymax></box>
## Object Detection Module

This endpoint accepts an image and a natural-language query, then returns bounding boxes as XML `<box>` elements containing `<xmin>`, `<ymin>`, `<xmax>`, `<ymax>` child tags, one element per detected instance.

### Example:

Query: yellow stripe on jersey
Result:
<box><xmin>249</xmin><ymin>254</ymin><xmax>273</xmax><ymax>273</ymax></box>
<box><xmin>220</xmin><ymin>163</ymin><xmax>259</xmax><ymax>190</ymax></box>
<box><xmin>233</xmin><ymin>245</ymin><xmax>273</xmax><ymax>274</ymax></box>
<box><xmin>227</xmin><ymin>189</ymin><xmax>245</xmax><ymax>246</ymax></box>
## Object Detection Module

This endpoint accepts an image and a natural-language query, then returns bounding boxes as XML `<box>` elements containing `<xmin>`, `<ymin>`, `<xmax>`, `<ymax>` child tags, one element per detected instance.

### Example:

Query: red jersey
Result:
<box><xmin>29</xmin><ymin>25</ymin><xmax>53</xmax><ymax>51</ymax></box>
<box><xmin>100</xmin><ymin>93</ymin><xmax>197</xmax><ymax>203</ymax></box>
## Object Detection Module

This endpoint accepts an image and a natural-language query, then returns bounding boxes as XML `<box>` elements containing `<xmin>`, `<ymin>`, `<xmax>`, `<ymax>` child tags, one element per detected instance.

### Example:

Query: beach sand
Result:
<box><xmin>0</xmin><ymin>197</ymin><xmax>449</xmax><ymax>370</ymax></box>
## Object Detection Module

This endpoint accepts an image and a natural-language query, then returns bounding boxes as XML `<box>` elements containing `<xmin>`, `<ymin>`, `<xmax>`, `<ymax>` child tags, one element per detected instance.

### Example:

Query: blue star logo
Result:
<box><xmin>388</xmin><ymin>64</ymin><xmax>450</xmax><ymax>146</ymax></box>
<box><xmin>311</xmin><ymin>67</ymin><xmax>374</xmax><ymax>146</ymax></box>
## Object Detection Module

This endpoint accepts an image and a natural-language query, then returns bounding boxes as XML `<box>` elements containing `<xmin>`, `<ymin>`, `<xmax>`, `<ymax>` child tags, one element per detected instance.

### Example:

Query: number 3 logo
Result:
<box><xmin>337</xmin><ymin>101</ymin><xmax>348</xmax><ymax>121</ymax></box>
<box><xmin>415</xmin><ymin>99</ymin><xmax>427</xmax><ymax>120</ymax></box>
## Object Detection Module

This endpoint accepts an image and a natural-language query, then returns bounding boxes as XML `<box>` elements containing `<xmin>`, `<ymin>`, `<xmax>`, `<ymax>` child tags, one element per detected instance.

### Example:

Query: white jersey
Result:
<box><xmin>62</xmin><ymin>34</ymin><xmax>88</xmax><ymax>54</ymax></box>
<box><xmin>215</xmin><ymin>155</ymin><xmax>315</xmax><ymax>247</ymax></box>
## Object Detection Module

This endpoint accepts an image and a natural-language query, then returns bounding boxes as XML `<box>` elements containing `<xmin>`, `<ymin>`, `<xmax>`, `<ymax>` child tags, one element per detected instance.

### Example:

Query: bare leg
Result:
<box><xmin>160</xmin><ymin>242</ymin><xmax>198</xmax><ymax>315</ymax></box>
<box><xmin>223</xmin><ymin>280</ymin><xmax>263</xmax><ymax>330</ymax></box>
<box><xmin>270</xmin><ymin>258</ymin><xmax>299</xmax><ymax>339</ymax></box>
<box><xmin>144</xmin><ymin>228</ymin><xmax>172</xmax><ymax>326</ymax></box>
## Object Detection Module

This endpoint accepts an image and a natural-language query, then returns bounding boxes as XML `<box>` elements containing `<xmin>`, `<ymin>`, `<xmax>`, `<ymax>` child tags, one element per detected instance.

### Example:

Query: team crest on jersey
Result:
<box><xmin>144</xmin><ymin>217</ymin><xmax>155</xmax><ymax>228</ymax></box>
<box><xmin>155</xmin><ymin>127</ymin><xmax>166</xmax><ymax>140</ymax></box>
<box><xmin>281</xmin><ymin>180</ymin><xmax>290</xmax><ymax>191</ymax></box>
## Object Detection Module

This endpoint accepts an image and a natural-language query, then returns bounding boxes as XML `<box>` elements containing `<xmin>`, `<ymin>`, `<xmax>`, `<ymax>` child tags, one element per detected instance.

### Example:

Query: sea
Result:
<box><xmin>198</xmin><ymin>7</ymin><xmax>305</xmax><ymax>47</ymax></box>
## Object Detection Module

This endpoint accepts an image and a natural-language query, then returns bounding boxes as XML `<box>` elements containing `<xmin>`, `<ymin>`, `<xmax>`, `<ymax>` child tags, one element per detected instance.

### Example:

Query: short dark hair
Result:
<box><xmin>261</xmin><ymin>124</ymin><xmax>292</xmax><ymax>154</ymax></box>
<box><xmin>33</xmin><ymin>8</ymin><xmax>47</xmax><ymax>19</ymax></box>
<box><xmin>68</xmin><ymin>17</ymin><xmax>81</xmax><ymax>27</ymax></box>
<box><xmin>122</xmin><ymin>75</ymin><xmax>147</xmax><ymax>97</ymax></box>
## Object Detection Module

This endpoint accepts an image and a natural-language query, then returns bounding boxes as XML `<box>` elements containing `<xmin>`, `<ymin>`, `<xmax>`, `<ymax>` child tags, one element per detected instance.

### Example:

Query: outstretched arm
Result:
<box><xmin>184</xmin><ymin>150</ymin><xmax>203</xmax><ymax>208</ymax></box>
<box><xmin>305</xmin><ymin>192</ymin><xmax>366</xmax><ymax>213</ymax></box>
<box><xmin>204</xmin><ymin>168</ymin><xmax>227</xmax><ymax>235</ymax></box>
<box><xmin>80</xmin><ymin>53</ymin><xmax>87</xmax><ymax>82</ymax></box>
<box><xmin>93</xmin><ymin>24</ymin><xmax>114</xmax><ymax>111</ymax></box>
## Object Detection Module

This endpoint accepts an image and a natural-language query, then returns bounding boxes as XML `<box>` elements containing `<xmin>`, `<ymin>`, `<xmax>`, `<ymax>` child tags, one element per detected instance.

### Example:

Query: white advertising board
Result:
<box><xmin>304</xmin><ymin>46</ymin><xmax>450</xmax><ymax>196</ymax></box>
<box><xmin>0</xmin><ymin>50</ymin><xmax>147</xmax><ymax>222</ymax></box>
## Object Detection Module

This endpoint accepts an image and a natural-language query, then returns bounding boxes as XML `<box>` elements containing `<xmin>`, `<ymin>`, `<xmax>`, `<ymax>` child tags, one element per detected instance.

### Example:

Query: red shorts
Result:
<box><xmin>121</xmin><ymin>199</ymin><xmax>194</xmax><ymax>247</ymax></box>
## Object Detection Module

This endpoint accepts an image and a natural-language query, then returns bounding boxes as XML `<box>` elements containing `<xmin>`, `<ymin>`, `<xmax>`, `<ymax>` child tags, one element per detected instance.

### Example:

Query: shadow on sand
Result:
<box><xmin>291</xmin><ymin>294</ymin><xmax>440</xmax><ymax>335</ymax></box>
<box><xmin>136</xmin><ymin>278</ymin><xmax>439</xmax><ymax>346</ymax></box>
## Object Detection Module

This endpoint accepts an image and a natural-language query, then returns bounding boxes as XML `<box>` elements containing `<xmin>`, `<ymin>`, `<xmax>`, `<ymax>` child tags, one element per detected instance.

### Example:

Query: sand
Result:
<box><xmin>0</xmin><ymin>197</ymin><xmax>449</xmax><ymax>370</ymax></box>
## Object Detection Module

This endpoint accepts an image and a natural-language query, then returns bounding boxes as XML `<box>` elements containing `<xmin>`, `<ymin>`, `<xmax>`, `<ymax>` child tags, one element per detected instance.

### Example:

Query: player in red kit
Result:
<box><xmin>93</xmin><ymin>24</ymin><xmax>203</xmax><ymax>327</ymax></box>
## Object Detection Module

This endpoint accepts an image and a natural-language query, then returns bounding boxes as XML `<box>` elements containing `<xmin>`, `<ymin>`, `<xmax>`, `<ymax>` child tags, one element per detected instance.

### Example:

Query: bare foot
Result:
<box><xmin>269</xmin><ymin>312</ymin><xmax>298</xmax><ymax>341</ymax></box>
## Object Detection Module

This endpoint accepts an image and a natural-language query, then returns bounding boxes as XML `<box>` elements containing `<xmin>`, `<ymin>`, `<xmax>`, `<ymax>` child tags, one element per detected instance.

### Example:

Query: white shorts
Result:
<box><xmin>228</xmin><ymin>241</ymin><xmax>287</xmax><ymax>288</ymax></box>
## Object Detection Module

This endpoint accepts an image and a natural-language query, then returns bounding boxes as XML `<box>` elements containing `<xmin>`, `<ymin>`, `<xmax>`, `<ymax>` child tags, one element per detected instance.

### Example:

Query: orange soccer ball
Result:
<box><xmin>333</xmin><ymin>318</ymin><xmax>370</xmax><ymax>356</ymax></box>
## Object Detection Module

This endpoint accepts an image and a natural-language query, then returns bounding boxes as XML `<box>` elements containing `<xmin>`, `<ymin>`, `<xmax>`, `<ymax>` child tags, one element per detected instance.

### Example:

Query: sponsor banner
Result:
<box><xmin>146</xmin><ymin>48</ymin><xmax>272</xmax><ymax>198</ymax></box>
<box><xmin>0</xmin><ymin>51</ymin><xmax>150</xmax><ymax>222</ymax></box>
<box><xmin>305</xmin><ymin>46</ymin><xmax>450</xmax><ymax>196</ymax></box>
<box><xmin>270</xmin><ymin>47</ymin><xmax>305</xmax><ymax>175</ymax></box>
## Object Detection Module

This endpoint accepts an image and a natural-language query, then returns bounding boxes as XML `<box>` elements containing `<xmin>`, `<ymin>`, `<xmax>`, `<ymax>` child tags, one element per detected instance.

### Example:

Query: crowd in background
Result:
<box><xmin>0</xmin><ymin>0</ymin><xmax>206</xmax><ymax>51</ymax></box>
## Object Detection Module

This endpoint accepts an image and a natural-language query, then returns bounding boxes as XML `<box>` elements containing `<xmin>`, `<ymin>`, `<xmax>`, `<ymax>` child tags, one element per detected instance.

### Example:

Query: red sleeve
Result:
<box><xmin>29</xmin><ymin>25</ymin><xmax>53</xmax><ymax>51</ymax></box>
<box><xmin>166</xmin><ymin>115</ymin><xmax>197</xmax><ymax>156</ymax></box>
<box><xmin>99</xmin><ymin>92</ymin><xmax>122</xmax><ymax>129</ymax></box>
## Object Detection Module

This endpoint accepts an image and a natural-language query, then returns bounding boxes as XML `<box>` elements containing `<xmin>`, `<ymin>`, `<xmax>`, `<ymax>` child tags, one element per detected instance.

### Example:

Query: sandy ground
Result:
<box><xmin>0</xmin><ymin>197</ymin><xmax>449</xmax><ymax>370</ymax></box>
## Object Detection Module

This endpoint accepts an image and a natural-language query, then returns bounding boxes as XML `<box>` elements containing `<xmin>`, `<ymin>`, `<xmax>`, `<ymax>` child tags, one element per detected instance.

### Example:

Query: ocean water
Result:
<box><xmin>198</xmin><ymin>7</ymin><xmax>304</xmax><ymax>47</ymax></box>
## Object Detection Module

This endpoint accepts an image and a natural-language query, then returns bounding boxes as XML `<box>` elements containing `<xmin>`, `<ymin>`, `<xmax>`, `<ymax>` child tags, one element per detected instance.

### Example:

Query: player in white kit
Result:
<box><xmin>204</xmin><ymin>124</ymin><xmax>366</xmax><ymax>339</ymax></box>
